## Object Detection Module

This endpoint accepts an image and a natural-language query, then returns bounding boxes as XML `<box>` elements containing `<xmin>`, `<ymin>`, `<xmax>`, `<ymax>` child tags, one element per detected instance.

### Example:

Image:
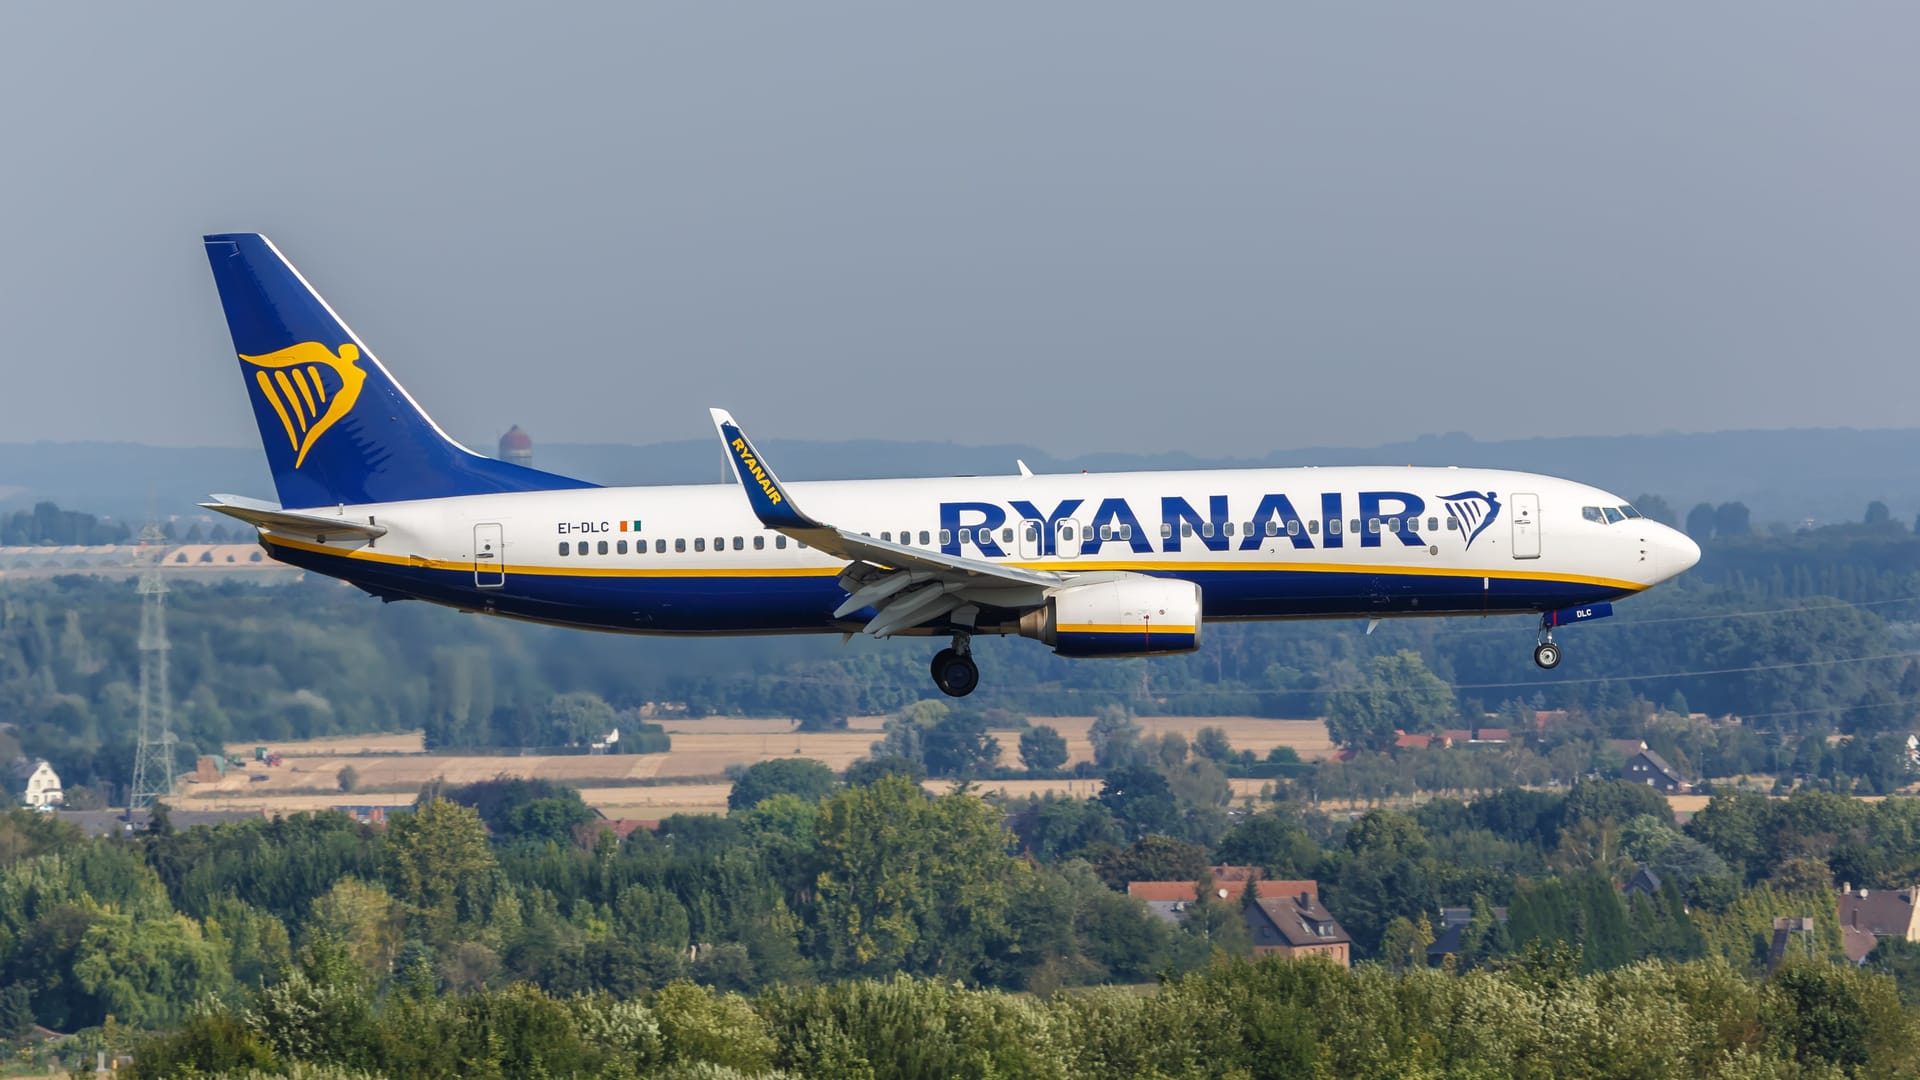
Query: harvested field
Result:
<box><xmin>223</xmin><ymin>732</ymin><xmax>427</xmax><ymax>757</ymax></box>
<box><xmin>1020</xmin><ymin>716</ymin><xmax>1333</xmax><ymax>768</ymax></box>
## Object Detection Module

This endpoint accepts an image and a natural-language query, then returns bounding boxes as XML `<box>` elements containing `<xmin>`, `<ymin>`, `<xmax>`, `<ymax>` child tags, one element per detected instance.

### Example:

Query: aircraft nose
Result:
<box><xmin>1653</xmin><ymin>523</ymin><xmax>1701</xmax><ymax>581</ymax></box>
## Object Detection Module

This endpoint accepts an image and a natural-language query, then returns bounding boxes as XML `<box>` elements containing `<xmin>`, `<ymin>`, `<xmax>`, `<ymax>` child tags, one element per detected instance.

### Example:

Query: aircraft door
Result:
<box><xmin>474</xmin><ymin>523</ymin><xmax>505</xmax><ymax>587</ymax></box>
<box><xmin>1510</xmin><ymin>494</ymin><xmax>1540</xmax><ymax>559</ymax></box>
<box><xmin>1056</xmin><ymin>519</ymin><xmax>1081</xmax><ymax>560</ymax></box>
<box><xmin>1018</xmin><ymin>519</ymin><xmax>1044</xmax><ymax>561</ymax></box>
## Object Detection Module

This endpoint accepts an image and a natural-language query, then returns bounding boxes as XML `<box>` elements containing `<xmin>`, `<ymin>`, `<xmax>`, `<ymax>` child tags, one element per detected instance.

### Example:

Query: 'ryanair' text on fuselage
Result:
<box><xmin>937</xmin><ymin>490</ymin><xmax>1504</xmax><ymax>557</ymax></box>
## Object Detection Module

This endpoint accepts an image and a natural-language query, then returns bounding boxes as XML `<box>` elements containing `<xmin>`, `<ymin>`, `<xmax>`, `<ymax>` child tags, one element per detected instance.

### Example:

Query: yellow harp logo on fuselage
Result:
<box><xmin>240</xmin><ymin>342</ymin><xmax>368</xmax><ymax>468</ymax></box>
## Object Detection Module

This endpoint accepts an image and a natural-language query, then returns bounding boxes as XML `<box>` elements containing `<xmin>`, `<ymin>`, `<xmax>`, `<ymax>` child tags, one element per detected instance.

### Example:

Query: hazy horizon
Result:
<box><xmin>3</xmin><ymin>3</ymin><xmax>1914</xmax><ymax>457</ymax></box>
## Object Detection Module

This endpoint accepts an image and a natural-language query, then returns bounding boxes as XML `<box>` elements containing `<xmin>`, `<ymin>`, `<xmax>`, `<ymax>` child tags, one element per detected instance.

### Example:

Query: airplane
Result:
<box><xmin>200</xmin><ymin>233</ymin><xmax>1701</xmax><ymax>698</ymax></box>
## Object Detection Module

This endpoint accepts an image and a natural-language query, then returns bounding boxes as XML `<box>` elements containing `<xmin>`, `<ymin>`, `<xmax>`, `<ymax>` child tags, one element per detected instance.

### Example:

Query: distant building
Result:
<box><xmin>1611</xmin><ymin>739</ymin><xmax>1692</xmax><ymax>793</ymax></box>
<box><xmin>1624</xmin><ymin>866</ymin><xmax>1665</xmax><ymax>899</ymax></box>
<box><xmin>1838</xmin><ymin>884</ymin><xmax>1920</xmax><ymax>964</ymax></box>
<box><xmin>1126</xmin><ymin>877</ymin><xmax>1314</xmax><ymax>926</ymax></box>
<box><xmin>1245</xmin><ymin>885</ymin><xmax>1352</xmax><ymax>967</ymax></box>
<box><xmin>499</xmin><ymin>425</ymin><xmax>534</xmax><ymax>467</ymax></box>
<box><xmin>1428</xmin><ymin>904</ymin><xmax>1510</xmax><ymax>964</ymax></box>
<box><xmin>8</xmin><ymin>759</ymin><xmax>61</xmax><ymax>808</ymax></box>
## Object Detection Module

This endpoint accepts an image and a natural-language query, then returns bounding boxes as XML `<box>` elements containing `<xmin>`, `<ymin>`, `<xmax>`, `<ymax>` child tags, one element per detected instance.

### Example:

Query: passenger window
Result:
<box><xmin>557</xmin><ymin>542</ymin><xmax>568</xmax><ymax>556</ymax></box>
<box><xmin>1243</xmin><ymin>522</ymin><xmax>1254</xmax><ymax>536</ymax></box>
<box><xmin>754</xmin><ymin>535</ymin><xmax>765</xmax><ymax>550</ymax></box>
<box><xmin>1446</xmin><ymin>517</ymin><xmax>1459</xmax><ymax>531</ymax></box>
<box><xmin>694</xmin><ymin>538</ymin><xmax>706</xmax><ymax>552</ymax></box>
<box><xmin>1162</xmin><ymin>523</ymin><xmax>1174</xmax><ymax>539</ymax></box>
<box><xmin>1308</xmin><ymin>519</ymin><xmax>1319</xmax><ymax>534</ymax></box>
<box><xmin>1288</xmin><ymin>521</ymin><xmax>1300</xmax><ymax>536</ymax></box>
<box><xmin>734</xmin><ymin>536</ymin><xmax>745</xmax><ymax>549</ymax></box>
<box><xmin>1350</xmin><ymin>519</ymin><xmax>1360</xmax><ymax>533</ymax></box>
<box><xmin>1367</xmin><ymin>519</ymin><xmax>1379</xmax><ymax>534</ymax></box>
<box><xmin>598</xmin><ymin>540</ymin><xmax>609</xmax><ymax>554</ymax></box>
<box><xmin>1387</xmin><ymin>518</ymin><xmax>1400</xmax><ymax>533</ymax></box>
<box><xmin>798</xmin><ymin>542</ymin><xmax>808</xmax><ymax>549</ymax></box>
<box><xmin>941</xmin><ymin>530</ymin><xmax>953</xmax><ymax>545</ymax></box>
<box><xmin>959</xmin><ymin>528</ymin><xmax>973</xmax><ymax>544</ymax></box>
<box><xmin>714</xmin><ymin>537</ymin><xmax>724</xmax><ymax>551</ymax></box>
<box><xmin>881</xmin><ymin>532</ymin><xmax>892</xmax><ymax>542</ymax></box>
<box><xmin>1002</xmin><ymin>528</ymin><xmax>1014</xmax><ymax>544</ymax></box>
<box><xmin>1081</xmin><ymin>526</ymin><xmax>1093</xmax><ymax>541</ymax></box>
<box><xmin>919</xmin><ymin>531</ymin><xmax>930</xmax><ymax>545</ymax></box>
<box><xmin>1201</xmin><ymin>522</ymin><xmax>1214</xmax><ymax>538</ymax></box>
<box><xmin>577</xmin><ymin>541</ymin><xmax>591</xmax><ymax>555</ymax></box>
<box><xmin>1428</xmin><ymin>517</ymin><xmax>1438</xmax><ymax>532</ymax></box>
<box><xmin>617</xmin><ymin>540</ymin><xmax>628</xmax><ymax>554</ymax></box>
<box><xmin>1265</xmin><ymin>521</ymin><xmax>1278</xmax><ymax>536</ymax></box>
<box><xmin>776</xmin><ymin>536</ymin><xmax>787</xmax><ymax>549</ymax></box>
<box><xmin>1026</xmin><ymin>525</ymin><xmax>1039</xmax><ymax>542</ymax></box>
<box><xmin>675</xmin><ymin>538</ymin><xmax>686</xmax><ymax>553</ymax></box>
<box><xmin>1582</xmin><ymin>506</ymin><xmax>1605</xmax><ymax>523</ymax></box>
<box><xmin>1328</xmin><ymin>519</ymin><xmax>1342</xmax><ymax>535</ymax></box>
<box><xmin>1099</xmin><ymin>525</ymin><xmax>1112</xmax><ymax>540</ymax></box>
<box><xmin>1181</xmin><ymin>523</ymin><xmax>1192</xmax><ymax>538</ymax></box>
<box><xmin>655</xmin><ymin>539</ymin><xmax>666</xmax><ymax>553</ymax></box>
<box><xmin>1224</xmin><ymin>522</ymin><xmax>1235</xmax><ymax>537</ymax></box>
<box><xmin>1060</xmin><ymin>526</ymin><xmax>1073</xmax><ymax>544</ymax></box>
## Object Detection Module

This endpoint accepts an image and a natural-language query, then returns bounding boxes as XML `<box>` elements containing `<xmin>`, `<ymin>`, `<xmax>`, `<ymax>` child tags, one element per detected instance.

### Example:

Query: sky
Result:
<box><xmin>0</xmin><ymin>2</ymin><xmax>1914</xmax><ymax>458</ymax></box>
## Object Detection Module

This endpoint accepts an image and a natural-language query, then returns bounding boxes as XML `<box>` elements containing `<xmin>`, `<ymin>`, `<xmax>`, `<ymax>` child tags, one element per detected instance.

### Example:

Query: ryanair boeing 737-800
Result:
<box><xmin>200</xmin><ymin>234</ymin><xmax>1700</xmax><ymax>697</ymax></box>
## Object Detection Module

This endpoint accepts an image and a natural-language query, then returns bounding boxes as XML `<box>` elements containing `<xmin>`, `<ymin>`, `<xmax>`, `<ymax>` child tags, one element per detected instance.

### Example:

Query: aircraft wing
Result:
<box><xmin>710</xmin><ymin>409</ymin><xmax>1063</xmax><ymax>636</ymax></box>
<box><xmin>201</xmin><ymin>494</ymin><xmax>389</xmax><ymax>543</ymax></box>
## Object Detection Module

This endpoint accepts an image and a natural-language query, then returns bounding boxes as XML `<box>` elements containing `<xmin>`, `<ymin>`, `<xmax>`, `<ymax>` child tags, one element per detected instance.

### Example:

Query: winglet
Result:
<box><xmin>709</xmin><ymin>408</ymin><xmax>822</xmax><ymax>531</ymax></box>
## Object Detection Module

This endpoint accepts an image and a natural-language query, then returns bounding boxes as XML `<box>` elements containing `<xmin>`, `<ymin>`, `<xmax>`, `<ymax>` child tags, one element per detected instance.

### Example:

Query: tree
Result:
<box><xmin>1097</xmin><ymin>764</ymin><xmax>1181</xmax><ymax>839</ymax></box>
<box><xmin>1088</xmin><ymin>706</ymin><xmax>1144</xmax><ymax>770</ymax></box>
<box><xmin>1326</xmin><ymin>651</ymin><xmax>1455</xmax><ymax>752</ymax></box>
<box><xmin>727</xmin><ymin>758</ymin><xmax>836</xmax><ymax>811</ymax></box>
<box><xmin>1630</xmin><ymin>494</ymin><xmax>1677</xmax><ymax>527</ymax></box>
<box><xmin>790</xmin><ymin>666</ymin><xmax>858</xmax><ymax>732</ymax></box>
<box><xmin>1685</xmin><ymin>502</ymin><xmax>1717</xmax><ymax>540</ymax></box>
<box><xmin>844</xmin><ymin>754</ymin><xmax>927</xmax><ymax>786</ymax></box>
<box><xmin>1378</xmin><ymin>914</ymin><xmax>1435</xmax><ymax>972</ymax></box>
<box><xmin>539</xmin><ymin>692</ymin><xmax>617</xmax><ymax>747</ymax></box>
<box><xmin>1018</xmin><ymin>725</ymin><xmax>1069</xmax><ymax>773</ymax></box>
<box><xmin>1866</xmin><ymin>500</ymin><xmax>1893</xmax><ymax>527</ymax></box>
<box><xmin>1714</xmin><ymin>501</ymin><xmax>1751</xmax><ymax>539</ymax></box>
<box><xmin>1193</xmin><ymin>726</ymin><xmax>1235</xmax><ymax>764</ymax></box>
<box><xmin>383</xmin><ymin>798</ymin><xmax>502</xmax><ymax>946</ymax></box>
<box><xmin>337</xmin><ymin>765</ymin><xmax>360</xmax><ymax>793</ymax></box>
<box><xmin>811</xmin><ymin>776</ymin><xmax>1027</xmax><ymax>981</ymax></box>
<box><xmin>1093</xmin><ymin>834</ymin><xmax>1210</xmax><ymax>889</ymax></box>
<box><xmin>307</xmin><ymin>878</ymin><xmax>403</xmax><ymax>983</ymax></box>
<box><xmin>921</xmin><ymin>711</ymin><xmax>1001</xmax><ymax>779</ymax></box>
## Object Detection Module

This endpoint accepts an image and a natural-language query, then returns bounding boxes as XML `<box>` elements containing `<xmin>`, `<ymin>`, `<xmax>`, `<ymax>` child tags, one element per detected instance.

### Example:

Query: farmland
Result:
<box><xmin>184</xmin><ymin>714</ymin><xmax>1331</xmax><ymax>817</ymax></box>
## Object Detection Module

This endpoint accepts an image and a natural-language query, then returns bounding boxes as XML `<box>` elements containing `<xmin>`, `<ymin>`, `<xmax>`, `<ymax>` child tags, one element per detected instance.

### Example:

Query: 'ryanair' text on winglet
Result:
<box><xmin>708</xmin><ymin>408</ymin><xmax>821</xmax><ymax>532</ymax></box>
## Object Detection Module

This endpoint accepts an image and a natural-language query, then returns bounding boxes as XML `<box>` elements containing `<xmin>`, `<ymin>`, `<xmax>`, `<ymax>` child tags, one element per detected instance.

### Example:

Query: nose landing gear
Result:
<box><xmin>1534</xmin><ymin>614</ymin><xmax>1562</xmax><ymax>670</ymax></box>
<box><xmin>931</xmin><ymin>632</ymin><xmax>979</xmax><ymax>697</ymax></box>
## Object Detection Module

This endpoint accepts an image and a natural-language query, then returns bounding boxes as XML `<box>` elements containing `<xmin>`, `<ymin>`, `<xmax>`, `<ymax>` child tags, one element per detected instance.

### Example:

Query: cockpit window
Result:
<box><xmin>1602</xmin><ymin>507</ymin><xmax>1624</xmax><ymax>524</ymax></box>
<box><xmin>1619</xmin><ymin>505</ymin><xmax>1642</xmax><ymax>519</ymax></box>
<box><xmin>1582</xmin><ymin>506</ymin><xmax>1605</xmax><ymax>523</ymax></box>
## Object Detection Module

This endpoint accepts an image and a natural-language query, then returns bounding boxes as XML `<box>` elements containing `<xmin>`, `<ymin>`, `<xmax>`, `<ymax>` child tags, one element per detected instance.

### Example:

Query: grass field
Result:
<box><xmin>190</xmin><ymin>715</ymin><xmax>1328</xmax><ymax>817</ymax></box>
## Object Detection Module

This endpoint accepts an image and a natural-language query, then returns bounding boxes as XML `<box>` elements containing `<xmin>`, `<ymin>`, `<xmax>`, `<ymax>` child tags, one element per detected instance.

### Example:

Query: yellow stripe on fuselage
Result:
<box><xmin>1058</xmin><ymin>624</ymin><xmax>1198</xmax><ymax>635</ymax></box>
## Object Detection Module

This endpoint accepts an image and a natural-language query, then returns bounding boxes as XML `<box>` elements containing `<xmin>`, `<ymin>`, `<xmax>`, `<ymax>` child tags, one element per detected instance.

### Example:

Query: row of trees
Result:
<box><xmin>133</xmin><ymin>957</ymin><xmax>1920</xmax><ymax>1080</ymax></box>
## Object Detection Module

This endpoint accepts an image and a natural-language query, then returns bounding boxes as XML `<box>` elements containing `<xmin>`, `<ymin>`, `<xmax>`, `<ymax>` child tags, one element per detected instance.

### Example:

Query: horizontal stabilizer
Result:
<box><xmin>201</xmin><ymin>494</ymin><xmax>388</xmax><ymax>543</ymax></box>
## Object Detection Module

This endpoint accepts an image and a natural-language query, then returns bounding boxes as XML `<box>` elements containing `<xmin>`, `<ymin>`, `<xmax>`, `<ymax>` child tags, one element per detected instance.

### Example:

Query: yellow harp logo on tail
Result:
<box><xmin>240</xmin><ymin>342</ymin><xmax>368</xmax><ymax>468</ymax></box>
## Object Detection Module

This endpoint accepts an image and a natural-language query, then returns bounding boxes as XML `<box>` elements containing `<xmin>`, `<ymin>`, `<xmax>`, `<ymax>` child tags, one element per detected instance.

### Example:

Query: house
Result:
<box><xmin>1624</xmin><ymin>866</ymin><xmax>1664</xmax><ymax>899</ymax></box>
<box><xmin>1838</xmin><ymin>884</ymin><xmax>1920</xmax><ymax>964</ymax></box>
<box><xmin>1611</xmin><ymin>739</ymin><xmax>1692</xmax><ymax>793</ymax></box>
<box><xmin>1427</xmin><ymin>905</ymin><xmax>1510</xmax><ymax>963</ymax></box>
<box><xmin>1126</xmin><ymin>877</ymin><xmax>1321</xmax><ymax>928</ymax></box>
<box><xmin>1244</xmin><ymin>884</ymin><xmax>1352</xmax><ymax>967</ymax></box>
<box><xmin>8</xmin><ymin>759</ymin><xmax>62</xmax><ymax>808</ymax></box>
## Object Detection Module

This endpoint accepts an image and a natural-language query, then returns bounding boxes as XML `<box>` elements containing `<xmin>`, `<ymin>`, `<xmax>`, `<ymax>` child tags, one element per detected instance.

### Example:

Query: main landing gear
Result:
<box><xmin>931</xmin><ymin>632</ymin><xmax>979</xmax><ymax>697</ymax></box>
<box><xmin>1534</xmin><ymin>616</ymin><xmax>1562</xmax><ymax>670</ymax></box>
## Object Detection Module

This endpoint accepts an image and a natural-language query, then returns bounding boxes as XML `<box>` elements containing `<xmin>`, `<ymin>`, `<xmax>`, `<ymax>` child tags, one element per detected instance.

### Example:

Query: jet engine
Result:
<box><xmin>1018</xmin><ymin>575</ymin><xmax>1202</xmax><ymax>657</ymax></box>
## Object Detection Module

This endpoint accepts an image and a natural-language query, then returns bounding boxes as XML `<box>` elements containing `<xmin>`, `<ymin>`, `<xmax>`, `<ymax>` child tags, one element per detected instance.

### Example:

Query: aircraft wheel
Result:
<box><xmin>931</xmin><ymin>648</ymin><xmax>979</xmax><ymax>697</ymax></box>
<box><xmin>1533</xmin><ymin>642</ymin><xmax>1561</xmax><ymax>670</ymax></box>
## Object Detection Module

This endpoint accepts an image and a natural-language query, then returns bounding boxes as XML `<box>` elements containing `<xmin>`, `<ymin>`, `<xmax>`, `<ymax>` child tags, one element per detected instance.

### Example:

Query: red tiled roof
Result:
<box><xmin>1128</xmin><ymin>879</ymin><xmax>1320</xmax><ymax>903</ymax></box>
<box><xmin>1475</xmin><ymin>728</ymin><xmax>1513</xmax><ymax>742</ymax></box>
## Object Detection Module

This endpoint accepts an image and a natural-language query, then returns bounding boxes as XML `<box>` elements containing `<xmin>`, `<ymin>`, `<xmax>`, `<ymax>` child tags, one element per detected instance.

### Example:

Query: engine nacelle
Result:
<box><xmin>1018</xmin><ymin>576</ymin><xmax>1202</xmax><ymax>657</ymax></box>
